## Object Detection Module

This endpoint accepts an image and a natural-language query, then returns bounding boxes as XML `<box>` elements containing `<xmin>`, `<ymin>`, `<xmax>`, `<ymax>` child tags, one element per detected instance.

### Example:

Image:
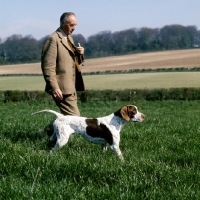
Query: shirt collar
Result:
<box><xmin>59</xmin><ymin>28</ymin><xmax>68</xmax><ymax>38</ymax></box>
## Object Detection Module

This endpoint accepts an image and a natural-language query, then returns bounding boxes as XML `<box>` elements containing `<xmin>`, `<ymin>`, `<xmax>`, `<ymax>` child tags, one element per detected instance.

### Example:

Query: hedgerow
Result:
<box><xmin>2</xmin><ymin>88</ymin><xmax>200</xmax><ymax>103</ymax></box>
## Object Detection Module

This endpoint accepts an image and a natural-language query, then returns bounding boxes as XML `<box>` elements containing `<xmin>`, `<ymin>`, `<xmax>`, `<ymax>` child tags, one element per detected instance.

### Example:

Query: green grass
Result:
<box><xmin>0</xmin><ymin>100</ymin><xmax>200</xmax><ymax>199</ymax></box>
<box><xmin>0</xmin><ymin>72</ymin><xmax>200</xmax><ymax>91</ymax></box>
<box><xmin>84</xmin><ymin>72</ymin><xmax>200</xmax><ymax>90</ymax></box>
<box><xmin>0</xmin><ymin>76</ymin><xmax>45</xmax><ymax>91</ymax></box>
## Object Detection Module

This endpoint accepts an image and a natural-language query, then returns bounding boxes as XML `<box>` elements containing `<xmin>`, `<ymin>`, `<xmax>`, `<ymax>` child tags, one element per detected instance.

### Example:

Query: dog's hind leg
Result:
<box><xmin>52</xmin><ymin>124</ymin><xmax>73</xmax><ymax>151</ymax></box>
<box><xmin>48</xmin><ymin>132</ymin><xmax>57</xmax><ymax>148</ymax></box>
<box><xmin>101</xmin><ymin>143</ymin><xmax>108</xmax><ymax>152</ymax></box>
<box><xmin>53</xmin><ymin>136</ymin><xmax>69</xmax><ymax>151</ymax></box>
<box><xmin>36</xmin><ymin>121</ymin><xmax>54</xmax><ymax>139</ymax></box>
<box><xmin>44</xmin><ymin>121</ymin><xmax>54</xmax><ymax>136</ymax></box>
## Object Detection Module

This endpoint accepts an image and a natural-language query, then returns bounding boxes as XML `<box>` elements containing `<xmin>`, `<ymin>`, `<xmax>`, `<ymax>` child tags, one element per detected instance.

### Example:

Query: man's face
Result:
<box><xmin>61</xmin><ymin>15</ymin><xmax>77</xmax><ymax>35</ymax></box>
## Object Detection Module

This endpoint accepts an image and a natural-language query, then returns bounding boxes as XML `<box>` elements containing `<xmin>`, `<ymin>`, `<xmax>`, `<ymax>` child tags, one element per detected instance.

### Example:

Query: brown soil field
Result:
<box><xmin>0</xmin><ymin>49</ymin><xmax>200</xmax><ymax>74</ymax></box>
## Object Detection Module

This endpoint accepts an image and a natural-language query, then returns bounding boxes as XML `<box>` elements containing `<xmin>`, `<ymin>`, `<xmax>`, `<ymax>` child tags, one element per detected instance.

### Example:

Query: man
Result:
<box><xmin>38</xmin><ymin>12</ymin><xmax>85</xmax><ymax>137</ymax></box>
<box><xmin>41</xmin><ymin>12</ymin><xmax>85</xmax><ymax>116</ymax></box>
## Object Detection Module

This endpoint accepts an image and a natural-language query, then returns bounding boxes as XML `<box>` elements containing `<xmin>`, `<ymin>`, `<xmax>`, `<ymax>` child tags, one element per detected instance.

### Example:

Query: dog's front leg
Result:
<box><xmin>111</xmin><ymin>144</ymin><xmax>124</xmax><ymax>161</ymax></box>
<box><xmin>51</xmin><ymin>124</ymin><xmax>68</xmax><ymax>151</ymax></box>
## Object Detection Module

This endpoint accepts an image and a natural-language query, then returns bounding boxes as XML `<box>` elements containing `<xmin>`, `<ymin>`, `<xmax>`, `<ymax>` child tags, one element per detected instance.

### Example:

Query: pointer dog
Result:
<box><xmin>32</xmin><ymin>105</ymin><xmax>145</xmax><ymax>160</ymax></box>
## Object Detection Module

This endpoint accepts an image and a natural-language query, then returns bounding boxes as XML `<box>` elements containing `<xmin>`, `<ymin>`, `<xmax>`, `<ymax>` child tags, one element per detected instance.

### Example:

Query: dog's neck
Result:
<box><xmin>98</xmin><ymin>113</ymin><xmax>127</xmax><ymax>133</ymax></box>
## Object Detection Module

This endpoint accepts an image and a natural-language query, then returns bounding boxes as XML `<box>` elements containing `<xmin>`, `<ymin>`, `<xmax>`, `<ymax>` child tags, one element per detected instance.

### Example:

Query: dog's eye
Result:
<box><xmin>129</xmin><ymin>111</ymin><xmax>136</xmax><ymax>118</ymax></box>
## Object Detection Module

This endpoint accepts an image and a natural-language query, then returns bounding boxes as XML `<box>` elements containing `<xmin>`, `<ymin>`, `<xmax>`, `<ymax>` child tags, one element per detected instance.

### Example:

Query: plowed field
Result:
<box><xmin>0</xmin><ymin>49</ymin><xmax>200</xmax><ymax>74</ymax></box>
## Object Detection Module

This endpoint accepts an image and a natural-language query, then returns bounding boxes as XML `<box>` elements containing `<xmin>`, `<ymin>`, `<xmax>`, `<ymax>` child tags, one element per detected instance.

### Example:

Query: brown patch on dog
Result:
<box><xmin>85</xmin><ymin>119</ymin><xmax>113</xmax><ymax>145</ymax></box>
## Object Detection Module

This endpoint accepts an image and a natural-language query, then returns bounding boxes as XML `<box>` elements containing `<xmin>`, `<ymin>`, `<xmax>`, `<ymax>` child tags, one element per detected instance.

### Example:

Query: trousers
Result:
<box><xmin>53</xmin><ymin>92</ymin><xmax>80</xmax><ymax>116</ymax></box>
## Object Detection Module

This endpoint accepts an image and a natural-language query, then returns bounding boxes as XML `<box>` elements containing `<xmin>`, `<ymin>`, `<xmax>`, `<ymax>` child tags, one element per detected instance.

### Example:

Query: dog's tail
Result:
<box><xmin>31</xmin><ymin>110</ymin><xmax>63</xmax><ymax>118</ymax></box>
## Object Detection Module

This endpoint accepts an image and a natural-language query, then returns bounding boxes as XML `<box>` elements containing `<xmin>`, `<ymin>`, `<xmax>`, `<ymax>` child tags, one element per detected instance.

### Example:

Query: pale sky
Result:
<box><xmin>0</xmin><ymin>0</ymin><xmax>200</xmax><ymax>40</ymax></box>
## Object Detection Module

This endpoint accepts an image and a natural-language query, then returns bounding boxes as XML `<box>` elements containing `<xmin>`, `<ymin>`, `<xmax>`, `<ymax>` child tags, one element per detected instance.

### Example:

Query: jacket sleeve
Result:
<box><xmin>41</xmin><ymin>36</ymin><xmax>59</xmax><ymax>92</ymax></box>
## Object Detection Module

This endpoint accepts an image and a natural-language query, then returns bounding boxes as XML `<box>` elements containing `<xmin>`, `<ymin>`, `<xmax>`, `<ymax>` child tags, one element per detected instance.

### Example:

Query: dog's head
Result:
<box><xmin>115</xmin><ymin>105</ymin><xmax>145</xmax><ymax>122</ymax></box>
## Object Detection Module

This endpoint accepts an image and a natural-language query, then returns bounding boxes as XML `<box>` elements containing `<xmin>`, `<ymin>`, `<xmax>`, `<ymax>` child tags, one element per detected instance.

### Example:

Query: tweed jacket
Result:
<box><xmin>41</xmin><ymin>28</ymin><xmax>85</xmax><ymax>94</ymax></box>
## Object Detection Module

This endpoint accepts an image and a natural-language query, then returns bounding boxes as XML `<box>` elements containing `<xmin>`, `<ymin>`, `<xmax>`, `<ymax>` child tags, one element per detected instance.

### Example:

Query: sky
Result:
<box><xmin>0</xmin><ymin>0</ymin><xmax>200</xmax><ymax>41</ymax></box>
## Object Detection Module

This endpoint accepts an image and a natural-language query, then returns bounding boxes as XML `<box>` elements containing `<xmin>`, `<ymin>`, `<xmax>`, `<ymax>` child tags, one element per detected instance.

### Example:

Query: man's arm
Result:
<box><xmin>41</xmin><ymin>37</ymin><xmax>59</xmax><ymax>91</ymax></box>
<box><xmin>41</xmin><ymin>37</ymin><xmax>63</xmax><ymax>99</ymax></box>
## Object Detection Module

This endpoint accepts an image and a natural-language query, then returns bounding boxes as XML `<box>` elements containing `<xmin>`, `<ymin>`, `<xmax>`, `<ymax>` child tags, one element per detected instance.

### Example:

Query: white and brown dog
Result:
<box><xmin>32</xmin><ymin>105</ymin><xmax>145</xmax><ymax>161</ymax></box>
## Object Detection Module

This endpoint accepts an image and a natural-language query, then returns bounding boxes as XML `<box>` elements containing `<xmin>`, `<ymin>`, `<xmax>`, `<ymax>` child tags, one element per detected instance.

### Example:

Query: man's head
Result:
<box><xmin>60</xmin><ymin>12</ymin><xmax>77</xmax><ymax>35</ymax></box>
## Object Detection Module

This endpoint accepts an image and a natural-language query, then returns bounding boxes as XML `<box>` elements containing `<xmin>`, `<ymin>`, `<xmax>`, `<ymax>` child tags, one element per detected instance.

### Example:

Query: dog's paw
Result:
<box><xmin>101</xmin><ymin>144</ymin><xmax>107</xmax><ymax>152</ymax></box>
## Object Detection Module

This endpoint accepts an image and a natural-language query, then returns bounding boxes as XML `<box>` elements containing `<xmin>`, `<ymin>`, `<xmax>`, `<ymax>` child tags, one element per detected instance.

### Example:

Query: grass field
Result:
<box><xmin>1</xmin><ymin>49</ymin><xmax>200</xmax><ymax>199</ymax></box>
<box><xmin>83</xmin><ymin>72</ymin><xmax>200</xmax><ymax>90</ymax></box>
<box><xmin>0</xmin><ymin>100</ymin><xmax>199</xmax><ymax>199</ymax></box>
<box><xmin>0</xmin><ymin>72</ymin><xmax>200</xmax><ymax>91</ymax></box>
<box><xmin>0</xmin><ymin>49</ymin><xmax>200</xmax><ymax>74</ymax></box>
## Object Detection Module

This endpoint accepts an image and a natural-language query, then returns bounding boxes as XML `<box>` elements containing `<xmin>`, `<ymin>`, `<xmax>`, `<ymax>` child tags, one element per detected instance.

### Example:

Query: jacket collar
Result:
<box><xmin>56</xmin><ymin>28</ymin><xmax>75</xmax><ymax>55</ymax></box>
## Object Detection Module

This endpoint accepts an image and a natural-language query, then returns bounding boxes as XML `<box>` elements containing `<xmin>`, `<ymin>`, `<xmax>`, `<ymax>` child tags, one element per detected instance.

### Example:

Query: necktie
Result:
<box><xmin>67</xmin><ymin>37</ymin><xmax>81</xmax><ymax>72</ymax></box>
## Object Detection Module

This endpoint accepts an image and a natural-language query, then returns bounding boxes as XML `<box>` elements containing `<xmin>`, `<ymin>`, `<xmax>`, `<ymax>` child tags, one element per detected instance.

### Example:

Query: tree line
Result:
<box><xmin>0</xmin><ymin>24</ymin><xmax>200</xmax><ymax>64</ymax></box>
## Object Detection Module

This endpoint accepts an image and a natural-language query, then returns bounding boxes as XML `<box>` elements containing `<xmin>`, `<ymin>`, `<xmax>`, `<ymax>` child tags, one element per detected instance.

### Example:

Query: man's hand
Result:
<box><xmin>76</xmin><ymin>43</ymin><xmax>84</xmax><ymax>55</ymax></box>
<box><xmin>52</xmin><ymin>89</ymin><xmax>63</xmax><ymax>100</ymax></box>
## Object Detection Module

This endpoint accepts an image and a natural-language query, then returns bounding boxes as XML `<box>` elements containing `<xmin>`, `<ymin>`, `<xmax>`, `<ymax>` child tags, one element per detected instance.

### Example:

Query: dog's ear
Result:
<box><xmin>120</xmin><ymin>105</ymin><xmax>137</xmax><ymax>121</ymax></box>
<box><xmin>120</xmin><ymin>106</ymin><xmax>130</xmax><ymax>121</ymax></box>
